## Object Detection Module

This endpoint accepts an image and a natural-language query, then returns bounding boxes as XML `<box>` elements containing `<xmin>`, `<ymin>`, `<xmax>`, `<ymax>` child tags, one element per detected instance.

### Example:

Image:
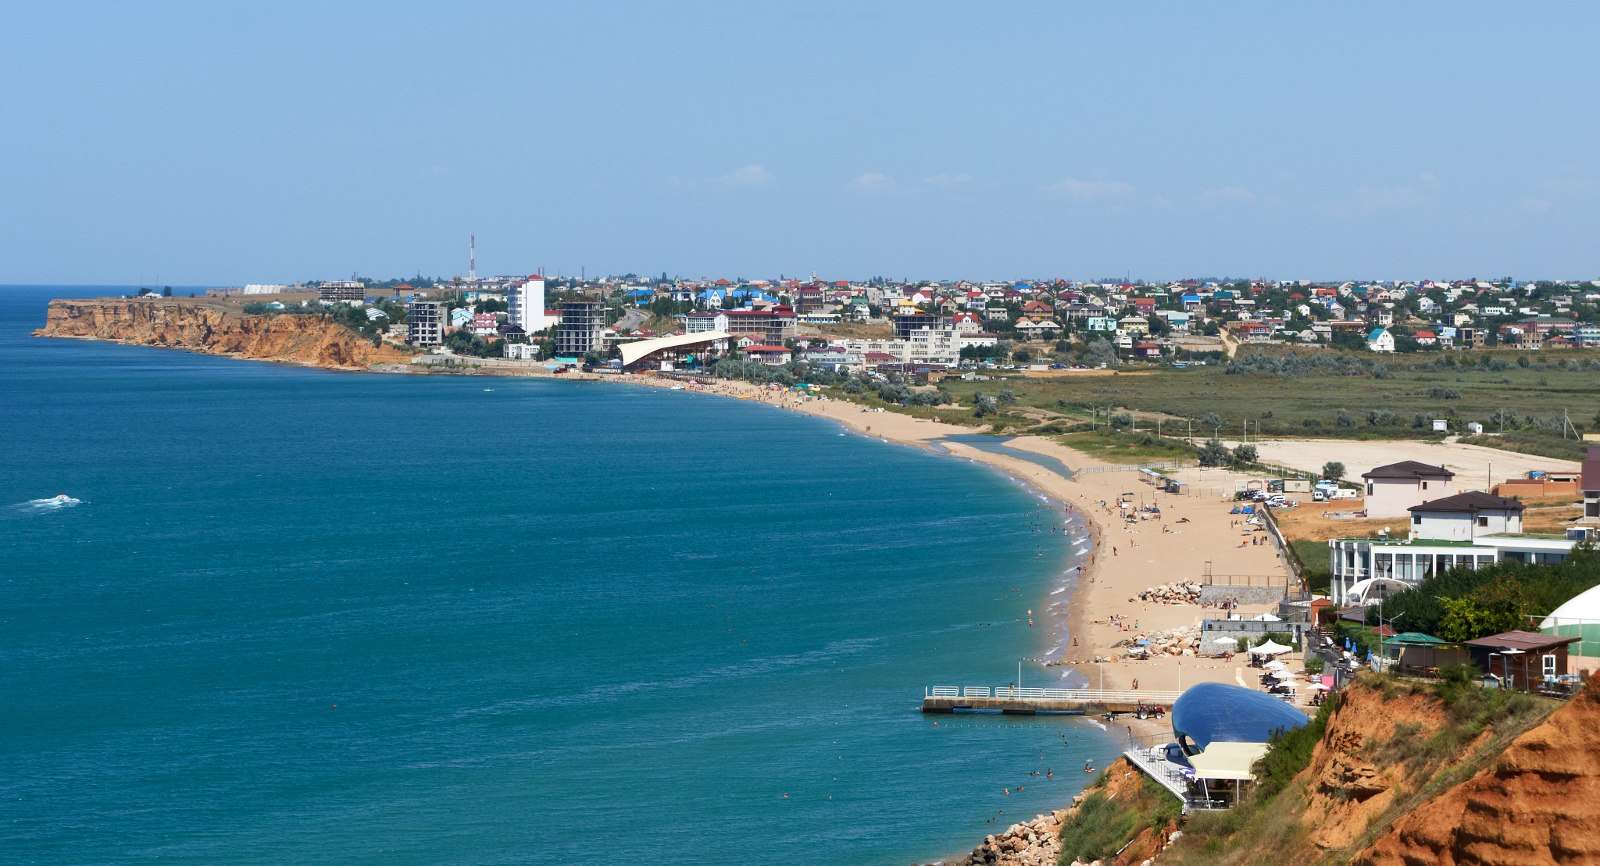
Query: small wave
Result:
<box><xmin>1050</xmin><ymin>586</ymin><xmax>1067</xmax><ymax>596</ymax></box>
<box><xmin>12</xmin><ymin>495</ymin><xmax>82</xmax><ymax>514</ymax></box>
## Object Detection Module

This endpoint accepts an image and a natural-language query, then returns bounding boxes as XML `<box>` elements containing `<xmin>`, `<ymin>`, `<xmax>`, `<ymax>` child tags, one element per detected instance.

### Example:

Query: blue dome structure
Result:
<box><xmin>1170</xmin><ymin>683</ymin><xmax>1308</xmax><ymax>754</ymax></box>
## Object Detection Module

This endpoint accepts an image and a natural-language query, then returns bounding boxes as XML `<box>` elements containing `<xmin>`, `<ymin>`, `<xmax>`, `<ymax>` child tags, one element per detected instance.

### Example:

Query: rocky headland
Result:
<box><xmin>35</xmin><ymin>298</ymin><xmax>411</xmax><ymax>370</ymax></box>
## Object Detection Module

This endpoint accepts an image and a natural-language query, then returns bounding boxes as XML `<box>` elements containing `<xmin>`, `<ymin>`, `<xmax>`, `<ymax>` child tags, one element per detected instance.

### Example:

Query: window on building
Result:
<box><xmin>1543</xmin><ymin>654</ymin><xmax>1557</xmax><ymax>677</ymax></box>
<box><xmin>1477</xmin><ymin>516</ymin><xmax>1489</xmax><ymax>527</ymax></box>
<box><xmin>1412</xmin><ymin>515</ymin><xmax>1422</xmax><ymax>525</ymax></box>
<box><xmin>1422</xmin><ymin>481</ymin><xmax>1429</xmax><ymax>490</ymax></box>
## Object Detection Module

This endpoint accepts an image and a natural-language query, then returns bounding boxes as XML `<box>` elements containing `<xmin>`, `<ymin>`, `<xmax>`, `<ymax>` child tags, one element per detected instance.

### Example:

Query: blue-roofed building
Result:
<box><xmin>1169</xmin><ymin>683</ymin><xmax>1308</xmax><ymax>754</ymax></box>
<box><xmin>1366</xmin><ymin>326</ymin><xmax>1394</xmax><ymax>352</ymax></box>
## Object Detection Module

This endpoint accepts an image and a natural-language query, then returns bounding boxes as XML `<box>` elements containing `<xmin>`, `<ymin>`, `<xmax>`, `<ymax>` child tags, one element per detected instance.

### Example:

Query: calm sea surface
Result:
<box><xmin>0</xmin><ymin>286</ymin><xmax>1114</xmax><ymax>866</ymax></box>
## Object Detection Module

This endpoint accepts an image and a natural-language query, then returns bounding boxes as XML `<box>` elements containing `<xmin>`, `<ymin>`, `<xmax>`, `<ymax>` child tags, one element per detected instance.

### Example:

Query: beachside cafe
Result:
<box><xmin>1153</xmin><ymin>683</ymin><xmax>1309</xmax><ymax>809</ymax></box>
<box><xmin>1464</xmin><ymin>630</ymin><xmax>1582</xmax><ymax>695</ymax></box>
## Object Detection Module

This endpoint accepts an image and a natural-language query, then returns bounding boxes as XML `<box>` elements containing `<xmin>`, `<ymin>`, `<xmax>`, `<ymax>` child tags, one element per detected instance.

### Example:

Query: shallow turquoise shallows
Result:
<box><xmin>0</xmin><ymin>286</ymin><xmax>1115</xmax><ymax>866</ymax></box>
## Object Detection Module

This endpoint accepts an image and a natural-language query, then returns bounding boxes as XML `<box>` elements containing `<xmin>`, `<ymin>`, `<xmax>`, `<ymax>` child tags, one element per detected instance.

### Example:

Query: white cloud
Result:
<box><xmin>1044</xmin><ymin>177</ymin><xmax>1136</xmax><ymax>204</ymax></box>
<box><xmin>713</xmin><ymin>163</ymin><xmax>773</xmax><ymax>188</ymax></box>
<box><xmin>848</xmin><ymin>171</ymin><xmax>894</xmax><ymax>193</ymax></box>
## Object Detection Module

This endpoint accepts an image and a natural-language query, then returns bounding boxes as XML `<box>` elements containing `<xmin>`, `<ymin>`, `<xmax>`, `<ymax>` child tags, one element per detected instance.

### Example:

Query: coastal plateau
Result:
<box><xmin>35</xmin><ymin>299</ymin><xmax>410</xmax><ymax>369</ymax></box>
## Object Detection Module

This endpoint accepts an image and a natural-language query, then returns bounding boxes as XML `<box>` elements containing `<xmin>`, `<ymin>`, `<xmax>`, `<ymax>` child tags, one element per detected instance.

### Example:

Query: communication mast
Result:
<box><xmin>468</xmin><ymin>233</ymin><xmax>477</xmax><ymax>282</ymax></box>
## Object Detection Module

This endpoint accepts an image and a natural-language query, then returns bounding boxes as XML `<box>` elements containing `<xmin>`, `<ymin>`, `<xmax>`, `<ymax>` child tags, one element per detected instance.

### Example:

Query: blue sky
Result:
<box><xmin>3</xmin><ymin>2</ymin><xmax>1597</xmax><ymax>284</ymax></box>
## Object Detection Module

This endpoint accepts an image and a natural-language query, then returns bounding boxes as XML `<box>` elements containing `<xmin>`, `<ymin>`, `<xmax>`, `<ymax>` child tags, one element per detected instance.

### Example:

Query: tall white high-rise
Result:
<box><xmin>509</xmin><ymin>275</ymin><xmax>549</xmax><ymax>333</ymax></box>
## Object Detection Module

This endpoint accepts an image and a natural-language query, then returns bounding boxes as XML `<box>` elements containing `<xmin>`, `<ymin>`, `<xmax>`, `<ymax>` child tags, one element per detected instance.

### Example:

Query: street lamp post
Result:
<box><xmin>1379</xmin><ymin>606</ymin><xmax>1405</xmax><ymax>673</ymax></box>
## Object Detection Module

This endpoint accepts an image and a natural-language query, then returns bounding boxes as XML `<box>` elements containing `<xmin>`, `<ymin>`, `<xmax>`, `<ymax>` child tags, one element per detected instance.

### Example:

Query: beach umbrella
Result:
<box><xmin>1263</xmin><ymin>659</ymin><xmax>1289</xmax><ymax>672</ymax></box>
<box><xmin>1311</xmin><ymin>682</ymin><xmax>1331</xmax><ymax>691</ymax></box>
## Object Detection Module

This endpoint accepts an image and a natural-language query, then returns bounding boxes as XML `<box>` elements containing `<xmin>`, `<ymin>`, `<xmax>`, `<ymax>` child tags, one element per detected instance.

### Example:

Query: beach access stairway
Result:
<box><xmin>921</xmin><ymin>685</ymin><xmax>1183</xmax><ymax>714</ymax></box>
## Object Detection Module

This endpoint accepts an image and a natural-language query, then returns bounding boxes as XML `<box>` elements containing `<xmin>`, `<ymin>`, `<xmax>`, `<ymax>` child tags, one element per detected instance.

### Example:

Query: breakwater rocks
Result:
<box><xmin>923</xmin><ymin>759</ymin><xmax>1177</xmax><ymax>866</ymax></box>
<box><xmin>1134</xmin><ymin>582</ymin><xmax>1202</xmax><ymax>605</ymax></box>
<box><xmin>916</xmin><ymin>805</ymin><xmax>1069</xmax><ymax>866</ymax></box>
<box><xmin>35</xmin><ymin>299</ymin><xmax>412</xmax><ymax>370</ymax></box>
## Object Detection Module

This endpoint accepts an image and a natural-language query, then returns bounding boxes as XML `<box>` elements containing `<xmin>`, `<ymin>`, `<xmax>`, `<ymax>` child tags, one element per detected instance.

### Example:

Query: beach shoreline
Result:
<box><xmin>34</xmin><ymin>326</ymin><xmax>1297</xmax><ymax>863</ymax></box>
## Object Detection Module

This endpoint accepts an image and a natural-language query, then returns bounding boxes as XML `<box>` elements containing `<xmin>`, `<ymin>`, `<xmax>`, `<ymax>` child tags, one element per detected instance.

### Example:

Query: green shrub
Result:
<box><xmin>1254</xmin><ymin>693</ymin><xmax>1338</xmax><ymax>799</ymax></box>
<box><xmin>1057</xmin><ymin>792</ymin><xmax>1139</xmax><ymax>864</ymax></box>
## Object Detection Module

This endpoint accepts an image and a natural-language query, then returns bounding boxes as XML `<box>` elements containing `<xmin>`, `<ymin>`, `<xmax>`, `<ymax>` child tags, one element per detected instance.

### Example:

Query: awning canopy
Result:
<box><xmin>1190</xmin><ymin>741</ymin><xmax>1271</xmax><ymax>781</ymax></box>
<box><xmin>1250</xmin><ymin>640</ymin><xmax>1293</xmax><ymax>656</ymax></box>
<box><xmin>1391</xmin><ymin>631</ymin><xmax>1446</xmax><ymax>646</ymax></box>
<box><xmin>618</xmin><ymin>331</ymin><xmax>731</xmax><ymax>367</ymax></box>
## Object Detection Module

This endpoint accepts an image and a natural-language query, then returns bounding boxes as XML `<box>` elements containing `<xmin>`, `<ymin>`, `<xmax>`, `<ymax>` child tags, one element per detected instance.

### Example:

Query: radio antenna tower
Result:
<box><xmin>468</xmin><ymin>233</ymin><xmax>477</xmax><ymax>282</ymax></box>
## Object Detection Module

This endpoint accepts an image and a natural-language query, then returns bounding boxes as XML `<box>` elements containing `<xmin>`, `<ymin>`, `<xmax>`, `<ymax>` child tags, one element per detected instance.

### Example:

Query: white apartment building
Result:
<box><xmin>508</xmin><ymin>276</ymin><xmax>550</xmax><ymax>334</ymax></box>
<box><xmin>1328</xmin><ymin>491</ymin><xmax>1575</xmax><ymax>606</ymax></box>
<box><xmin>685</xmin><ymin>311</ymin><xmax>729</xmax><ymax>334</ymax></box>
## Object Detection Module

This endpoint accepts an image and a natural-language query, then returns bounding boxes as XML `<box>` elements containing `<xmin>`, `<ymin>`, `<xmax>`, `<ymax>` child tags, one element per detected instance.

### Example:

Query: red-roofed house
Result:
<box><xmin>744</xmin><ymin>345</ymin><xmax>792</xmax><ymax>365</ymax></box>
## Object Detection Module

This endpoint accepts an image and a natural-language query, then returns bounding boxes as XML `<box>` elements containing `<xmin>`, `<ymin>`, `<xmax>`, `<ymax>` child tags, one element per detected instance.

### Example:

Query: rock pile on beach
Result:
<box><xmin>1134</xmin><ymin>582</ymin><xmax>1202</xmax><ymax>605</ymax></box>
<box><xmin>1117</xmin><ymin>624</ymin><xmax>1203</xmax><ymax>657</ymax></box>
<box><xmin>941</xmin><ymin>804</ymin><xmax>1072</xmax><ymax>866</ymax></box>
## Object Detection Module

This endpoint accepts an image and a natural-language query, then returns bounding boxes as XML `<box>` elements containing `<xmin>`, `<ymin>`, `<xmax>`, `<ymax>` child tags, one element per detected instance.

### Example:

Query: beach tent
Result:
<box><xmin>1249</xmin><ymin>613</ymin><xmax>1282</xmax><ymax>622</ymax></box>
<box><xmin>1390</xmin><ymin>632</ymin><xmax>1446</xmax><ymax>646</ymax></box>
<box><xmin>1250</xmin><ymin>639</ymin><xmax>1293</xmax><ymax>656</ymax></box>
<box><xmin>1210</xmin><ymin>636</ymin><xmax>1240</xmax><ymax>647</ymax></box>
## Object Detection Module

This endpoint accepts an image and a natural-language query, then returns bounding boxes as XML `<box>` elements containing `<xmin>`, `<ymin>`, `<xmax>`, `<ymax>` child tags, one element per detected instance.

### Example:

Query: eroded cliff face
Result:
<box><xmin>35</xmin><ymin>299</ymin><xmax>411</xmax><ymax>370</ymax></box>
<box><xmin>1296</xmin><ymin>683</ymin><xmax>1461</xmax><ymax>851</ymax></box>
<box><xmin>1356</xmin><ymin>674</ymin><xmax>1600</xmax><ymax>866</ymax></box>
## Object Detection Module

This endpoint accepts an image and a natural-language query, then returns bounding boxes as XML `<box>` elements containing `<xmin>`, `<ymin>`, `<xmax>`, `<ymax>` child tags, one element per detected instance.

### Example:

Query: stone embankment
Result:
<box><xmin>35</xmin><ymin>298</ymin><xmax>411</xmax><ymax>370</ymax></box>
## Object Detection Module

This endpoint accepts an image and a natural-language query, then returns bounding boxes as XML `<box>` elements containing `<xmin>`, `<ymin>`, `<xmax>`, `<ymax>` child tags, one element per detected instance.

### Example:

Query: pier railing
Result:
<box><xmin>924</xmin><ymin>685</ymin><xmax>1183</xmax><ymax>704</ymax></box>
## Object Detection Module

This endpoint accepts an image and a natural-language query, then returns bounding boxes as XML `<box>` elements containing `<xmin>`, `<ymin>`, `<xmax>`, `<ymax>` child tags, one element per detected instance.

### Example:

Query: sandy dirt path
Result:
<box><xmin>1218</xmin><ymin>436</ymin><xmax>1578</xmax><ymax>482</ymax></box>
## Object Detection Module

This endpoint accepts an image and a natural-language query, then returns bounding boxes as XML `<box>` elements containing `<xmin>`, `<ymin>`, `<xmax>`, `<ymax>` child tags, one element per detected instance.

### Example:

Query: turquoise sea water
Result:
<box><xmin>0</xmin><ymin>286</ymin><xmax>1114</xmax><ymax>866</ymax></box>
